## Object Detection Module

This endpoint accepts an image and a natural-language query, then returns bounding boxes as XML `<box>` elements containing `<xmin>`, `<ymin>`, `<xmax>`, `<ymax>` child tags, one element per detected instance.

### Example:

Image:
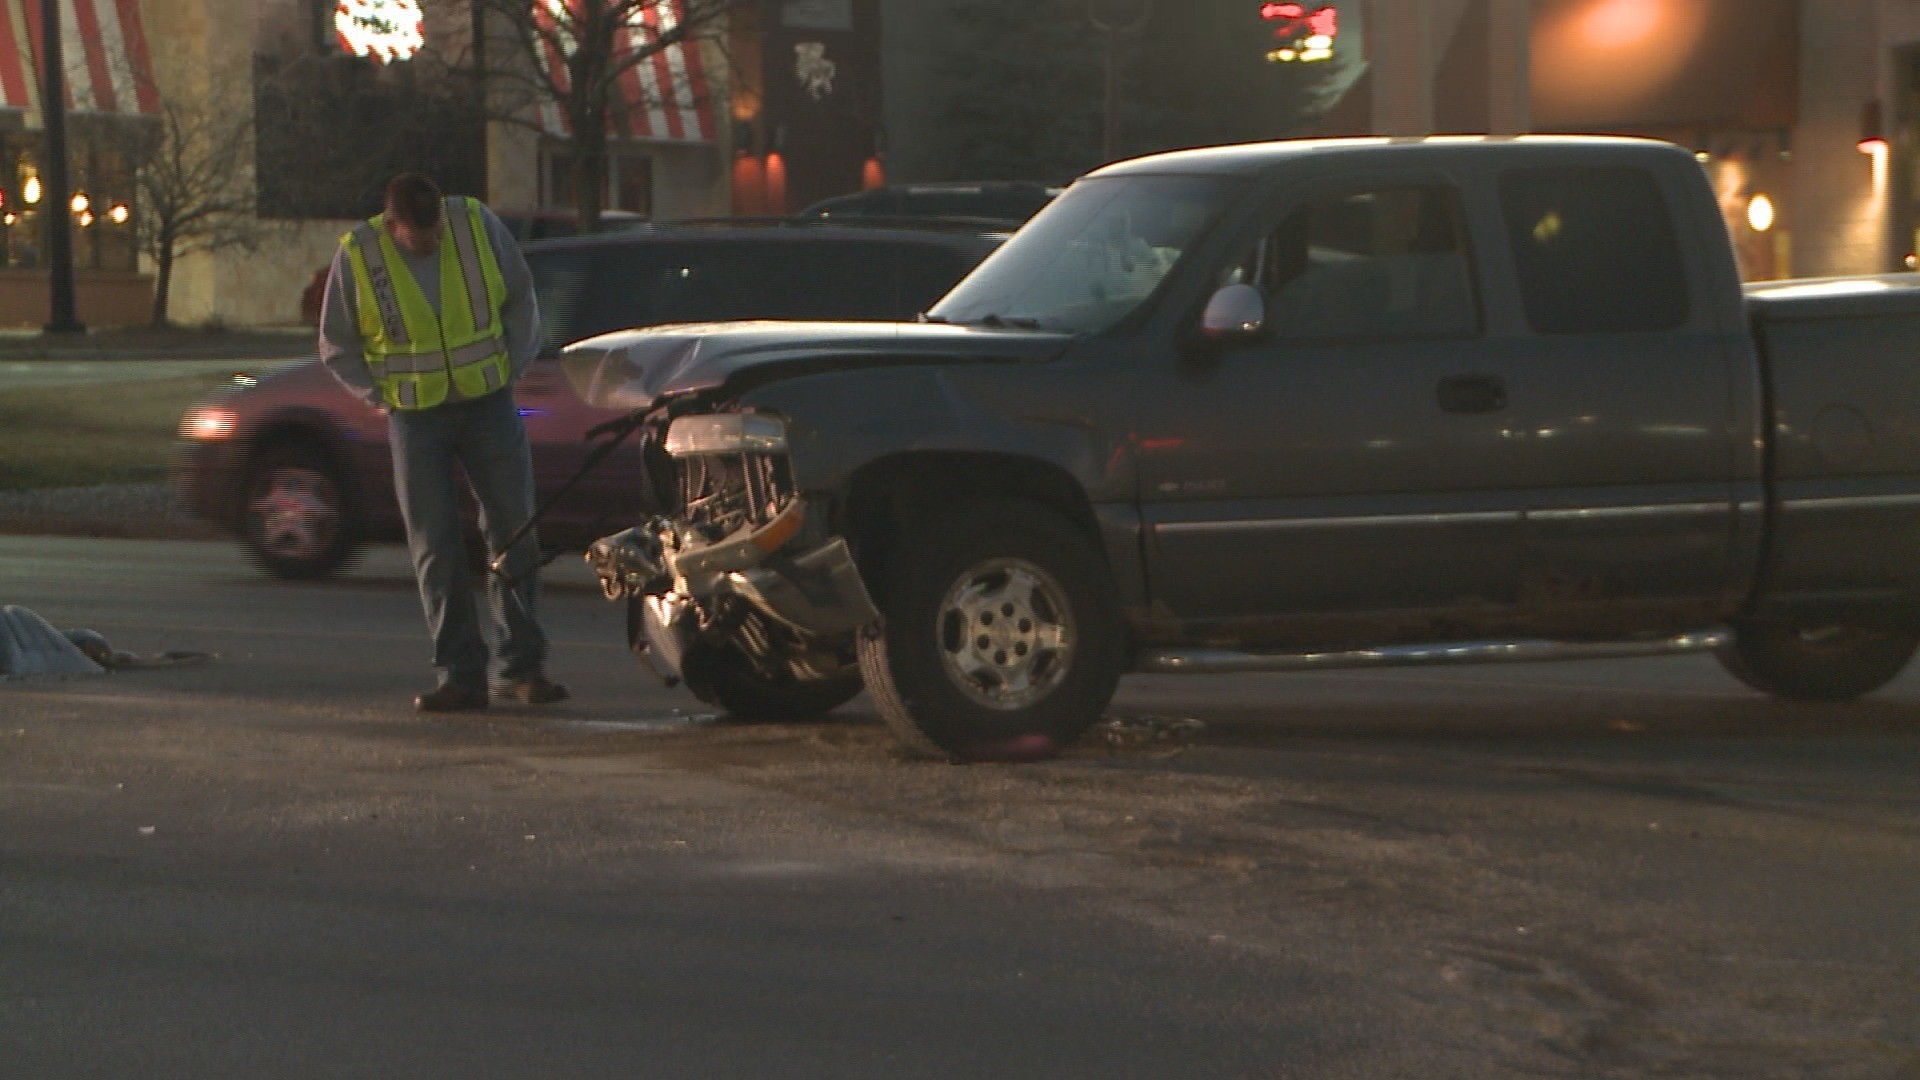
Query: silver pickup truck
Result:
<box><xmin>566</xmin><ymin>136</ymin><xmax>1920</xmax><ymax>756</ymax></box>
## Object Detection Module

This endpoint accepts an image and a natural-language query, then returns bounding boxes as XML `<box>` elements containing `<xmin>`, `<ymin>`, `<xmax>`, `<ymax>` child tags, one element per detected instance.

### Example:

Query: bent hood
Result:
<box><xmin>559</xmin><ymin>321</ymin><xmax>1075</xmax><ymax>410</ymax></box>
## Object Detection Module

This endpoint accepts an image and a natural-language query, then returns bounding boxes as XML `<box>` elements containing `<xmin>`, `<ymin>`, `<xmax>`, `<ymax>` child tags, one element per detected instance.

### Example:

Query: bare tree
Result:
<box><xmin>116</xmin><ymin>80</ymin><xmax>268</xmax><ymax>327</ymax></box>
<box><xmin>469</xmin><ymin>0</ymin><xmax>745</xmax><ymax>230</ymax></box>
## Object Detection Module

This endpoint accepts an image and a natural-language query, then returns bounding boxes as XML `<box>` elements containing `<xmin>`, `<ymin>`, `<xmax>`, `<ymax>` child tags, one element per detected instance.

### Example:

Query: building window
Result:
<box><xmin>0</xmin><ymin>132</ymin><xmax>139</xmax><ymax>273</ymax></box>
<box><xmin>541</xmin><ymin>145</ymin><xmax>653</xmax><ymax>216</ymax></box>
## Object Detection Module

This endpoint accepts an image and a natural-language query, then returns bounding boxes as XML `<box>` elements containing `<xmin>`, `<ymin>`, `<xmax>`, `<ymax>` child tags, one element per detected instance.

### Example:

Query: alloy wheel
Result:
<box><xmin>248</xmin><ymin>466</ymin><xmax>342</xmax><ymax>562</ymax></box>
<box><xmin>936</xmin><ymin>557</ymin><xmax>1077</xmax><ymax>711</ymax></box>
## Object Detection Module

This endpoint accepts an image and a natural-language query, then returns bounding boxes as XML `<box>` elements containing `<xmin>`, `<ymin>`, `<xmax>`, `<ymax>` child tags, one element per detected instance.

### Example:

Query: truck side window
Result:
<box><xmin>1498</xmin><ymin>166</ymin><xmax>1689</xmax><ymax>334</ymax></box>
<box><xmin>1231</xmin><ymin>186</ymin><xmax>1479</xmax><ymax>342</ymax></box>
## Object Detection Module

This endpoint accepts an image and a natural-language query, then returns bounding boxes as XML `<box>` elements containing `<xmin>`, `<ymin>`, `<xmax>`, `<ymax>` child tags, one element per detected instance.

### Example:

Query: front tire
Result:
<box><xmin>242</xmin><ymin>442</ymin><xmax>359</xmax><ymax>580</ymax></box>
<box><xmin>1717</xmin><ymin>622</ymin><xmax>1920</xmax><ymax>701</ymax></box>
<box><xmin>858</xmin><ymin>500</ymin><xmax>1125</xmax><ymax>756</ymax></box>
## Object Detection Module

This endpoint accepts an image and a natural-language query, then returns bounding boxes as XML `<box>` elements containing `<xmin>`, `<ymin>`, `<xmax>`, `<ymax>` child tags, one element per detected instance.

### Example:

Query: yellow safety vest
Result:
<box><xmin>342</xmin><ymin>196</ymin><xmax>511</xmax><ymax>411</ymax></box>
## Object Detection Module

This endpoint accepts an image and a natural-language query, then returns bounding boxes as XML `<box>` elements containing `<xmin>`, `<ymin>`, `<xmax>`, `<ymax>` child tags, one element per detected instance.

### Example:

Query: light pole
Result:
<box><xmin>1088</xmin><ymin>0</ymin><xmax>1154</xmax><ymax>162</ymax></box>
<box><xmin>39</xmin><ymin>0</ymin><xmax>83</xmax><ymax>334</ymax></box>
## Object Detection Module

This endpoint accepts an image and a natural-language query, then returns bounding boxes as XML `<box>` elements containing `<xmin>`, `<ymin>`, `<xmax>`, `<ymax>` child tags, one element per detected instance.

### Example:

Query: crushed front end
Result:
<box><xmin>585</xmin><ymin>410</ymin><xmax>877</xmax><ymax>699</ymax></box>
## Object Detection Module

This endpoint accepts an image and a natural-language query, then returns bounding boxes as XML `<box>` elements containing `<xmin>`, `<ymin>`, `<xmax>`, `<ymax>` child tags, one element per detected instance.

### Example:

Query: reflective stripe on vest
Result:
<box><xmin>343</xmin><ymin>197</ymin><xmax>510</xmax><ymax>411</ymax></box>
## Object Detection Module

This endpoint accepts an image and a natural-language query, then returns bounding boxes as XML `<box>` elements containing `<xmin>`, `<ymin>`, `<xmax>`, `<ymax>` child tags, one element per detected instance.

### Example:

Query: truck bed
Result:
<box><xmin>1746</xmin><ymin>275</ymin><xmax>1920</xmax><ymax>627</ymax></box>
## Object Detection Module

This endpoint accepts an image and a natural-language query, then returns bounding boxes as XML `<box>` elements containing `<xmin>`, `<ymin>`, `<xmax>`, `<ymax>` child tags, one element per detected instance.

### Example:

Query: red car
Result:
<box><xmin>181</xmin><ymin>221</ymin><xmax>1005</xmax><ymax>578</ymax></box>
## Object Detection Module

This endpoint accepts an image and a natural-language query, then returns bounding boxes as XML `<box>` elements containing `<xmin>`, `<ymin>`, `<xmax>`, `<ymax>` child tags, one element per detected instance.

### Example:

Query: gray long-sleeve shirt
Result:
<box><xmin>318</xmin><ymin>201</ymin><xmax>541</xmax><ymax>410</ymax></box>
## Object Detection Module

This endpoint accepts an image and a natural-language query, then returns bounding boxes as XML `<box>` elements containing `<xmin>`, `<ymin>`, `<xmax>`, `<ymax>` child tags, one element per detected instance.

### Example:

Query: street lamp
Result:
<box><xmin>1088</xmin><ymin>0</ymin><xmax>1154</xmax><ymax>161</ymax></box>
<box><xmin>39</xmin><ymin>0</ymin><xmax>83</xmax><ymax>334</ymax></box>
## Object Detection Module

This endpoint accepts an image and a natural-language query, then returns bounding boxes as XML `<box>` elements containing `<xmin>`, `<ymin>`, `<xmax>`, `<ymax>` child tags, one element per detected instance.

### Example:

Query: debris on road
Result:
<box><xmin>1</xmin><ymin>606</ymin><xmax>105</xmax><ymax>680</ymax></box>
<box><xmin>1097</xmin><ymin>715</ymin><xmax>1208</xmax><ymax>750</ymax></box>
<box><xmin>62</xmin><ymin>628</ymin><xmax>214</xmax><ymax>671</ymax></box>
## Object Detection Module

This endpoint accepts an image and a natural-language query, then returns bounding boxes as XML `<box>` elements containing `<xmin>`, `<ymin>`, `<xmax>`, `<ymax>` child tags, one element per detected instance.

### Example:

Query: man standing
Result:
<box><xmin>319</xmin><ymin>173</ymin><xmax>567</xmax><ymax>712</ymax></box>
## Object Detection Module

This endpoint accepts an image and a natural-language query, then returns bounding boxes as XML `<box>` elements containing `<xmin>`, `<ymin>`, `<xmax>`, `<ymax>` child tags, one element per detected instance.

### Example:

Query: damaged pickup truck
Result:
<box><xmin>566</xmin><ymin>136</ymin><xmax>1920</xmax><ymax>755</ymax></box>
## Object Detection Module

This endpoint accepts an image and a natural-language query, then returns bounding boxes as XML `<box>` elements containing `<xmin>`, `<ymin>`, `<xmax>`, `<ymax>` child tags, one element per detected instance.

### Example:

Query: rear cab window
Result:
<box><xmin>1498</xmin><ymin>166</ymin><xmax>1690</xmax><ymax>334</ymax></box>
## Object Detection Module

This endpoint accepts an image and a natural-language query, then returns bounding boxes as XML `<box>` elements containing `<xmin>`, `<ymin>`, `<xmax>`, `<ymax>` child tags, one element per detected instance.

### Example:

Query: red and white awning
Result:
<box><xmin>0</xmin><ymin>0</ymin><xmax>159</xmax><ymax>120</ymax></box>
<box><xmin>532</xmin><ymin>0</ymin><xmax>716</xmax><ymax>143</ymax></box>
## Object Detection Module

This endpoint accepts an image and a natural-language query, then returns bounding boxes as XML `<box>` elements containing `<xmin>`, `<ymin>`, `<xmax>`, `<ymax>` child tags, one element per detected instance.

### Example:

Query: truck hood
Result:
<box><xmin>559</xmin><ymin>321</ymin><xmax>1075</xmax><ymax>410</ymax></box>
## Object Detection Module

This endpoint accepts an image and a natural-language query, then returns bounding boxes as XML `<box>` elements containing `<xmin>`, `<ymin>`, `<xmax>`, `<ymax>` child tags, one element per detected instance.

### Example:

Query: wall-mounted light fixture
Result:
<box><xmin>1747</xmin><ymin>193</ymin><xmax>1775</xmax><ymax>233</ymax></box>
<box><xmin>1859</xmin><ymin>100</ymin><xmax>1889</xmax><ymax>156</ymax></box>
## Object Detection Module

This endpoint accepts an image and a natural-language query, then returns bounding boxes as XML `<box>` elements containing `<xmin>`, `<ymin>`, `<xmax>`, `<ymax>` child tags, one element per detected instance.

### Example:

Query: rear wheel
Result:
<box><xmin>682</xmin><ymin>643</ymin><xmax>864</xmax><ymax>720</ymax></box>
<box><xmin>242</xmin><ymin>442</ymin><xmax>358</xmax><ymax>580</ymax></box>
<box><xmin>1717</xmin><ymin>623</ymin><xmax>1920</xmax><ymax>701</ymax></box>
<box><xmin>858</xmin><ymin>500</ymin><xmax>1124</xmax><ymax>756</ymax></box>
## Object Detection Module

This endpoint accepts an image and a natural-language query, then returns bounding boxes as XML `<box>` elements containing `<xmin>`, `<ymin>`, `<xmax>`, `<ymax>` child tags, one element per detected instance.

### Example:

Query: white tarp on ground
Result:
<box><xmin>0</xmin><ymin>605</ymin><xmax>105</xmax><ymax>680</ymax></box>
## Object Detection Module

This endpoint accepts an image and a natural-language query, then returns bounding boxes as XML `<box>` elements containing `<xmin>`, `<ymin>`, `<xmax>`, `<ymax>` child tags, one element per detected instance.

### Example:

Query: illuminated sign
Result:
<box><xmin>1263</xmin><ymin>2</ymin><xmax>1337</xmax><ymax>63</ymax></box>
<box><xmin>335</xmin><ymin>0</ymin><xmax>426</xmax><ymax>65</ymax></box>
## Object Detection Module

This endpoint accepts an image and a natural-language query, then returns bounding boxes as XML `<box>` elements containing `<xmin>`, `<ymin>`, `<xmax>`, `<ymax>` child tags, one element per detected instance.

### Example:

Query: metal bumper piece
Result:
<box><xmin>727</xmin><ymin>538</ymin><xmax>879</xmax><ymax>638</ymax></box>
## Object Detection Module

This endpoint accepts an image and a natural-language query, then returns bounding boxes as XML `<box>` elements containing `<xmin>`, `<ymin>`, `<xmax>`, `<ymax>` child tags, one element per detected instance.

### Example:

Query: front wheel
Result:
<box><xmin>242</xmin><ymin>442</ymin><xmax>359</xmax><ymax>580</ymax></box>
<box><xmin>858</xmin><ymin>501</ymin><xmax>1125</xmax><ymax>756</ymax></box>
<box><xmin>1717</xmin><ymin>623</ymin><xmax>1920</xmax><ymax>701</ymax></box>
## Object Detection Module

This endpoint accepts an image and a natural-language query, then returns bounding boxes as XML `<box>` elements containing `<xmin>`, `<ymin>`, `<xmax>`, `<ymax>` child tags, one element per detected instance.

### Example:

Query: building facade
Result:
<box><xmin>3</xmin><ymin>0</ymin><xmax>802</xmax><ymax>328</ymax></box>
<box><xmin>0</xmin><ymin>0</ymin><xmax>156</xmax><ymax>325</ymax></box>
<box><xmin>1321</xmin><ymin>0</ymin><xmax>1920</xmax><ymax>281</ymax></box>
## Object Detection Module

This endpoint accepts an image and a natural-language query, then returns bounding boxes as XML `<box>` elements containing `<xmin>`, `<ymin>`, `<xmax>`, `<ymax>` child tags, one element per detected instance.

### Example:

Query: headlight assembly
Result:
<box><xmin>665</xmin><ymin>414</ymin><xmax>788</xmax><ymax>457</ymax></box>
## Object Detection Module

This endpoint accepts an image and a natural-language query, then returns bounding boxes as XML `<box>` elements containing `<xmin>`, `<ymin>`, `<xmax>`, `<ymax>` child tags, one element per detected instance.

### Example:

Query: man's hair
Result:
<box><xmin>385</xmin><ymin>173</ymin><xmax>443</xmax><ymax>230</ymax></box>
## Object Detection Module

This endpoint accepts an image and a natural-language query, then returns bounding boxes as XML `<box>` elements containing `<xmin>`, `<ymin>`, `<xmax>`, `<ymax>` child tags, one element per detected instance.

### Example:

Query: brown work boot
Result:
<box><xmin>493</xmin><ymin>675</ymin><xmax>570</xmax><ymax>706</ymax></box>
<box><xmin>415</xmin><ymin>683</ymin><xmax>490</xmax><ymax>713</ymax></box>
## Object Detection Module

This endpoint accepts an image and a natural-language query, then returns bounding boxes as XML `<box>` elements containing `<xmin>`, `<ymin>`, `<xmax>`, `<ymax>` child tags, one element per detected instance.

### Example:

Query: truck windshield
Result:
<box><xmin>927</xmin><ymin>175</ymin><xmax>1237</xmax><ymax>334</ymax></box>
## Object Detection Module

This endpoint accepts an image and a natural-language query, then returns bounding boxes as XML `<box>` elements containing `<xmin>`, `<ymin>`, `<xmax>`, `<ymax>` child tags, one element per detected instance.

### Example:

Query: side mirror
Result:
<box><xmin>1198</xmin><ymin>283</ymin><xmax>1267</xmax><ymax>344</ymax></box>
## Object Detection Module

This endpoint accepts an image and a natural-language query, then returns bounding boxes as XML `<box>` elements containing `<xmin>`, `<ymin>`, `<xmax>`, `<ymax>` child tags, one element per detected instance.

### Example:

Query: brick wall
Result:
<box><xmin>1790</xmin><ymin>0</ymin><xmax>1885</xmax><ymax>277</ymax></box>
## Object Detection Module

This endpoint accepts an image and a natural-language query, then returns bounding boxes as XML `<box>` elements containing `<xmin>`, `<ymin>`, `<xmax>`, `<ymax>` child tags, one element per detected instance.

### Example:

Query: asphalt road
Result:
<box><xmin>3</xmin><ymin>537</ymin><xmax>1917</xmax><ymax>1078</ymax></box>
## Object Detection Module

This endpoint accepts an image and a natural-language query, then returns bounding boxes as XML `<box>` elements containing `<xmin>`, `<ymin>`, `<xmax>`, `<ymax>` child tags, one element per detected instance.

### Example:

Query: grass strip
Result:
<box><xmin>0</xmin><ymin>373</ymin><xmax>236</xmax><ymax>490</ymax></box>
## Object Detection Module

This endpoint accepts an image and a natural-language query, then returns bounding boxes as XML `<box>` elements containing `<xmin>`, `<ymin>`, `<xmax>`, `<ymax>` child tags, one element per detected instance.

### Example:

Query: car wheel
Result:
<box><xmin>858</xmin><ymin>500</ymin><xmax>1124</xmax><ymax>756</ymax></box>
<box><xmin>243</xmin><ymin>442</ymin><xmax>359</xmax><ymax>580</ymax></box>
<box><xmin>1717</xmin><ymin>622</ymin><xmax>1920</xmax><ymax>701</ymax></box>
<box><xmin>682</xmin><ymin>643</ymin><xmax>864</xmax><ymax>721</ymax></box>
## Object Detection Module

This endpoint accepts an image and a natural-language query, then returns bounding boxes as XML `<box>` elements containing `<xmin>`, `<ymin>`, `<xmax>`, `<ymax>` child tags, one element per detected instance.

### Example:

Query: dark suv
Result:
<box><xmin>177</xmin><ymin>221</ymin><xmax>1006</xmax><ymax>579</ymax></box>
<box><xmin>801</xmin><ymin>183</ymin><xmax>1060</xmax><ymax>226</ymax></box>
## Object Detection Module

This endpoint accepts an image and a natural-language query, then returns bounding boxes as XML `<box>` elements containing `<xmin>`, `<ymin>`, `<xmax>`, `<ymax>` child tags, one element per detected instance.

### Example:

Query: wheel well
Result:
<box><xmin>841</xmin><ymin>452</ymin><xmax>1104</xmax><ymax>594</ymax></box>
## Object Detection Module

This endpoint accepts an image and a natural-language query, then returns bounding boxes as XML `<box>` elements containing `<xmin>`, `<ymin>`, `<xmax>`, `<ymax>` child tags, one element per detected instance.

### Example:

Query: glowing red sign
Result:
<box><xmin>1263</xmin><ymin>1</ymin><xmax>1337</xmax><ymax>63</ymax></box>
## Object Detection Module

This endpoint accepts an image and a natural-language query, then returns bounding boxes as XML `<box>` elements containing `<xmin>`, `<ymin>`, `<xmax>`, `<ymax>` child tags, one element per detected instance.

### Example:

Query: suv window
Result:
<box><xmin>1230</xmin><ymin>185</ymin><xmax>1479</xmax><ymax>341</ymax></box>
<box><xmin>528</xmin><ymin>238</ymin><xmax>979</xmax><ymax>354</ymax></box>
<box><xmin>1499</xmin><ymin>166</ymin><xmax>1690</xmax><ymax>334</ymax></box>
<box><xmin>528</xmin><ymin>249</ymin><xmax>593</xmax><ymax>357</ymax></box>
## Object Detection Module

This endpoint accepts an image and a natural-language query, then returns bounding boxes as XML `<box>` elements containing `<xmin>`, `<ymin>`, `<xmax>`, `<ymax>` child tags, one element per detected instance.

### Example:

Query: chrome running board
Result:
<box><xmin>1135</xmin><ymin>629</ymin><xmax>1729</xmax><ymax>676</ymax></box>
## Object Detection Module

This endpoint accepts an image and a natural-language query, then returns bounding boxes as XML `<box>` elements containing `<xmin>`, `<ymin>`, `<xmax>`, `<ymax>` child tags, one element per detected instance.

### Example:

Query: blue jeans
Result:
<box><xmin>388</xmin><ymin>389</ymin><xmax>547</xmax><ymax>690</ymax></box>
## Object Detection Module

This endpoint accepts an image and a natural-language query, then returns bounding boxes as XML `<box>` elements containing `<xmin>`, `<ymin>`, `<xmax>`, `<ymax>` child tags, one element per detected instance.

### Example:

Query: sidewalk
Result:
<box><xmin>0</xmin><ymin>325</ymin><xmax>315</xmax><ymax>362</ymax></box>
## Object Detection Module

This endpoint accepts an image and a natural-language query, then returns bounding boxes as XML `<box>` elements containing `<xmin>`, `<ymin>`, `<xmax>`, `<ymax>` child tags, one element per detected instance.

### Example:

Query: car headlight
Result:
<box><xmin>179</xmin><ymin>406</ymin><xmax>239</xmax><ymax>441</ymax></box>
<box><xmin>665</xmin><ymin>414</ymin><xmax>788</xmax><ymax>457</ymax></box>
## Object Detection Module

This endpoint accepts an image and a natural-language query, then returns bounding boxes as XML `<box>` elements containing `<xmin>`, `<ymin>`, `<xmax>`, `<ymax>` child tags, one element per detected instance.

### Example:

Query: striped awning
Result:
<box><xmin>533</xmin><ymin>0</ymin><xmax>716</xmax><ymax>143</ymax></box>
<box><xmin>0</xmin><ymin>0</ymin><xmax>159</xmax><ymax>121</ymax></box>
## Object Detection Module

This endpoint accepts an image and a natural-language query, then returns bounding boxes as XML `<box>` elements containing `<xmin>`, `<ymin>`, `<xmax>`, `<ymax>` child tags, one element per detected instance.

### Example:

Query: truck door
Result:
<box><xmin>1138</xmin><ymin>179</ymin><xmax>1526</xmax><ymax>628</ymax></box>
<box><xmin>1490</xmin><ymin>164</ymin><xmax>1741</xmax><ymax>632</ymax></box>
